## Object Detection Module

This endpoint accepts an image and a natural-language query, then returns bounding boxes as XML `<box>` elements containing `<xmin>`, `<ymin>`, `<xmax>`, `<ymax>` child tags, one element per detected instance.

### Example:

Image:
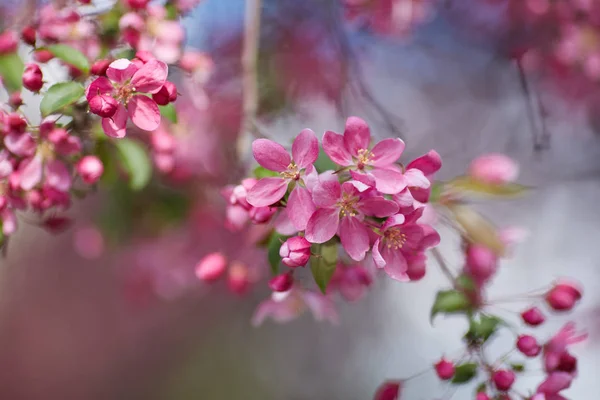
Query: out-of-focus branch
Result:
<box><xmin>237</xmin><ymin>0</ymin><xmax>263</xmax><ymax>160</ymax></box>
<box><xmin>516</xmin><ymin>58</ymin><xmax>550</xmax><ymax>152</ymax></box>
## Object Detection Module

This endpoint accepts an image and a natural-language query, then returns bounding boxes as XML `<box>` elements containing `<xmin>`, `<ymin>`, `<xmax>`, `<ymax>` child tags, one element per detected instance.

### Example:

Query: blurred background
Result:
<box><xmin>1</xmin><ymin>0</ymin><xmax>600</xmax><ymax>399</ymax></box>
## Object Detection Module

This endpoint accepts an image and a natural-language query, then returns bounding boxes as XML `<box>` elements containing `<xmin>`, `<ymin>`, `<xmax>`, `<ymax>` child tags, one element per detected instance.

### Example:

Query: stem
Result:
<box><xmin>516</xmin><ymin>58</ymin><xmax>549</xmax><ymax>152</ymax></box>
<box><xmin>237</xmin><ymin>0</ymin><xmax>263</xmax><ymax>160</ymax></box>
<box><xmin>430</xmin><ymin>247</ymin><xmax>456</xmax><ymax>287</ymax></box>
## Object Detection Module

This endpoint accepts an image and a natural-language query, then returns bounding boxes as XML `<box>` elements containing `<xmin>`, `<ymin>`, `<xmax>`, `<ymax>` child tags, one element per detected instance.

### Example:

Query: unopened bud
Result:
<box><xmin>227</xmin><ymin>261</ymin><xmax>250</xmax><ymax>295</ymax></box>
<box><xmin>195</xmin><ymin>252</ymin><xmax>227</xmax><ymax>283</ymax></box>
<box><xmin>77</xmin><ymin>156</ymin><xmax>104</xmax><ymax>185</ymax></box>
<box><xmin>34</xmin><ymin>49</ymin><xmax>54</xmax><ymax>63</ymax></box>
<box><xmin>476</xmin><ymin>393</ymin><xmax>490</xmax><ymax>400</ymax></box>
<box><xmin>469</xmin><ymin>153</ymin><xmax>519</xmax><ymax>184</ymax></box>
<box><xmin>89</xmin><ymin>94</ymin><xmax>118</xmax><ymax>118</ymax></box>
<box><xmin>0</xmin><ymin>31</ymin><xmax>18</xmax><ymax>54</ymax></box>
<box><xmin>521</xmin><ymin>307</ymin><xmax>545</xmax><ymax>326</ymax></box>
<box><xmin>464</xmin><ymin>244</ymin><xmax>497</xmax><ymax>283</ymax></box>
<box><xmin>91</xmin><ymin>59</ymin><xmax>111</xmax><ymax>76</ymax></box>
<box><xmin>8</xmin><ymin>92</ymin><xmax>23</xmax><ymax>109</ymax></box>
<box><xmin>493</xmin><ymin>370</ymin><xmax>515</xmax><ymax>392</ymax></box>
<box><xmin>434</xmin><ymin>358</ymin><xmax>455</xmax><ymax>380</ymax></box>
<box><xmin>516</xmin><ymin>335</ymin><xmax>541</xmax><ymax>357</ymax></box>
<box><xmin>126</xmin><ymin>0</ymin><xmax>150</xmax><ymax>10</ymax></box>
<box><xmin>249</xmin><ymin>205</ymin><xmax>276</xmax><ymax>224</ymax></box>
<box><xmin>21</xmin><ymin>26</ymin><xmax>36</xmax><ymax>46</ymax></box>
<box><xmin>546</xmin><ymin>280</ymin><xmax>582</xmax><ymax>312</ymax></box>
<box><xmin>373</xmin><ymin>380</ymin><xmax>401</xmax><ymax>400</ymax></box>
<box><xmin>279</xmin><ymin>236</ymin><xmax>311</xmax><ymax>268</ymax></box>
<box><xmin>268</xmin><ymin>272</ymin><xmax>294</xmax><ymax>292</ymax></box>
<box><xmin>8</xmin><ymin>113</ymin><xmax>27</xmax><ymax>133</ymax></box>
<box><xmin>152</xmin><ymin>82</ymin><xmax>178</xmax><ymax>105</ymax></box>
<box><xmin>22</xmin><ymin>63</ymin><xmax>44</xmax><ymax>92</ymax></box>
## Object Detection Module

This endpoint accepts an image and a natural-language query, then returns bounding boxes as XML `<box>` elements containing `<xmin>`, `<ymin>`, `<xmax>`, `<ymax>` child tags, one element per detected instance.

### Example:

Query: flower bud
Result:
<box><xmin>91</xmin><ymin>59</ymin><xmax>111</xmax><ymax>76</ymax></box>
<box><xmin>227</xmin><ymin>261</ymin><xmax>250</xmax><ymax>295</ymax></box>
<box><xmin>126</xmin><ymin>0</ymin><xmax>150</xmax><ymax>10</ymax></box>
<box><xmin>557</xmin><ymin>352</ymin><xmax>577</xmax><ymax>374</ymax></box>
<box><xmin>89</xmin><ymin>94</ymin><xmax>118</xmax><ymax>118</ymax></box>
<box><xmin>545</xmin><ymin>280</ymin><xmax>582</xmax><ymax>312</ymax></box>
<box><xmin>464</xmin><ymin>244</ymin><xmax>497</xmax><ymax>283</ymax></box>
<box><xmin>77</xmin><ymin>156</ymin><xmax>104</xmax><ymax>185</ymax></box>
<box><xmin>8</xmin><ymin>113</ymin><xmax>27</xmax><ymax>133</ymax></box>
<box><xmin>249</xmin><ymin>205</ymin><xmax>276</xmax><ymax>224</ymax></box>
<box><xmin>516</xmin><ymin>335</ymin><xmax>541</xmax><ymax>357</ymax></box>
<box><xmin>373</xmin><ymin>380</ymin><xmax>401</xmax><ymax>400</ymax></box>
<box><xmin>493</xmin><ymin>370</ymin><xmax>515</xmax><ymax>391</ymax></box>
<box><xmin>0</xmin><ymin>31</ymin><xmax>18</xmax><ymax>54</ymax></box>
<box><xmin>521</xmin><ymin>306</ymin><xmax>545</xmax><ymax>326</ymax></box>
<box><xmin>152</xmin><ymin>82</ymin><xmax>178</xmax><ymax>105</ymax></box>
<box><xmin>475</xmin><ymin>393</ymin><xmax>490</xmax><ymax>400</ymax></box>
<box><xmin>279</xmin><ymin>236</ymin><xmax>311</xmax><ymax>268</ymax></box>
<box><xmin>135</xmin><ymin>50</ymin><xmax>153</xmax><ymax>63</ymax></box>
<box><xmin>268</xmin><ymin>272</ymin><xmax>294</xmax><ymax>292</ymax></box>
<box><xmin>195</xmin><ymin>252</ymin><xmax>227</xmax><ymax>282</ymax></box>
<box><xmin>8</xmin><ymin>92</ymin><xmax>23</xmax><ymax>109</ymax></box>
<box><xmin>34</xmin><ymin>49</ymin><xmax>54</xmax><ymax>63</ymax></box>
<box><xmin>434</xmin><ymin>358</ymin><xmax>455</xmax><ymax>380</ymax></box>
<box><xmin>22</xmin><ymin>63</ymin><xmax>44</xmax><ymax>92</ymax></box>
<box><xmin>468</xmin><ymin>153</ymin><xmax>519</xmax><ymax>184</ymax></box>
<box><xmin>21</xmin><ymin>26</ymin><xmax>36</xmax><ymax>47</ymax></box>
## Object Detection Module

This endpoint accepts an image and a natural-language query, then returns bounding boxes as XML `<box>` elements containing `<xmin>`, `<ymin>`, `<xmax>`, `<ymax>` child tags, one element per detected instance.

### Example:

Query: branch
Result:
<box><xmin>516</xmin><ymin>58</ymin><xmax>550</xmax><ymax>152</ymax></box>
<box><xmin>430</xmin><ymin>247</ymin><xmax>457</xmax><ymax>287</ymax></box>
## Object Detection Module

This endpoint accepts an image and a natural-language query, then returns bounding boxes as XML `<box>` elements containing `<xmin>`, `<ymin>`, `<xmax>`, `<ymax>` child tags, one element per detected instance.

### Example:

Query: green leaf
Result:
<box><xmin>451</xmin><ymin>363</ymin><xmax>478</xmax><ymax>384</ymax></box>
<box><xmin>159</xmin><ymin>103</ymin><xmax>178</xmax><ymax>124</ymax></box>
<box><xmin>510</xmin><ymin>363</ymin><xmax>525</xmax><ymax>372</ymax></box>
<box><xmin>46</xmin><ymin>44</ymin><xmax>90</xmax><ymax>73</ymax></box>
<box><xmin>0</xmin><ymin>53</ymin><xmax>24</xmax><ymax>92</ymax></box>
<box><xmin>447</xmin><ymin>204</ymin><xmax>506</xmax><ymax>257</ymax></box>
<box><xmin>466</xmin><ymin>315</ymin><xmax>503</xmax><ymax>343</ymax></box>
<box><xmin>115</xmin><ymin>138</ymin><xmax>152</xmax><ymax>191</ymax></box>
<box><xmin>456</xmin><ymin>274</ymin><xmax>477</xmax><ymax>293</ymax></box>
<box><xmin>448</xmin><ymin>176</ymin><xmax>530</xmax><ymax>199</ymax></box>
<box><xmin>310</xmin><ymin>239</ymin><xmax>338</xmax><ymax>294</ymax></box>
<box><xmin>40</xmin><ymin>82</ymin><xmax>84</xmax><ymax>116</ymax></box>
<box><xmin>314</xmin><ymin>149</ymin><xmax>337</xmax><ymax>173</ymax></box>
<box><xmin>253</xmin><ymin>166</ymin><xmax>279</xmax><ymax>179</ymax></box>
<box><xmin>267</xmin><ymin>232</ymin><xmax>286</xmax><ymax>275</ymax></box>
<box><xmin>475</xmin><ymin>382</ymin><xmax>487</xmax><ymax>393</ymax></box>
<box><xmin>431</xmin><ymin>289</ymin><xmax>471</xmax><ymax>322</ymax></box>
<box><xmin>429</xmin><ymin>182</ymin><xmax>445</xmax><ymax>203</ymax></box>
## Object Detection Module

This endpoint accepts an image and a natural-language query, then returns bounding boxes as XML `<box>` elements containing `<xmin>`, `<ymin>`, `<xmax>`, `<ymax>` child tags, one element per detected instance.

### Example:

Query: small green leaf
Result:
<box><xmin>447</xmin><ymin>204</ymin><xmax>506</xmax><ymax>257</ymax></box>
<box><xmin>456</xmin><ymin>274</ymin><xmax>476</xmax><ymax>293</ymax></box>
<box><xmin>253</xmin><ymin>166</ymin><xmax>279</xmax><ymax>179</ymax></box>
<box><xmin>475</xmin><ymin>382</ymin><xmax>487</xmax><ymax>393</ymax></box>
<box><xmin>466</xmin><ymin>314</ymin><xmax>503</xmax><ymax>343</ymax></box>
<box><xmin>429</xmin><ymin>182</ymin><xmax>445</xmax><ymax>203</ymax></box>
<box><xmin>448</xmin><ymin>176</ymin><xmax>530</xmax><ymax>199</ymax></box>
<box><xmin>510</xmin><ymin>363</ymin><xmax>525</xmax><ymax>372</ymax></box>
<box><xmin>46</xmin><ymin>44</ymin><xmax>90</xmax><ymax>73</ymax></box>
<box><xmin>40</xmin><ymin>82</ymin><xmax>85</xmax><ymax>116</ymax></box>
<box><xmin>115</xmin><ymin>138</ymin><xmax>152</xmax><ymax>191</ymax></box>
<box><xmin>451</xmin><ymin>363</ymin><xmax>478</xmax><ymax>384</ymax></box>
<box><xmin>310</xmin><ymin>239</ymin><xmax>338</xmax><ymax>294</ymax></box>
<box><xmin>267</xmin><ymin>232</ymin><xmax>286</xmax><ymax>275</ymax></box>
<box><xmin>159</xmin><ymin>103</ymin><xmax>178</xmax><ymax>124</ymax></box>
<box><xmin>431</xmin><ymin>290</ymin><xmax>471</xmax><ymax>322</ymax></box>
<box><xmin>0</xmin><ymin>53</ymin><xmax>24</xmax><ymax>92</ymax></box>
<box><xmin>314</xmin><ymin>149</ymin><xmax>337</xmax><ymax>173</ymax></box>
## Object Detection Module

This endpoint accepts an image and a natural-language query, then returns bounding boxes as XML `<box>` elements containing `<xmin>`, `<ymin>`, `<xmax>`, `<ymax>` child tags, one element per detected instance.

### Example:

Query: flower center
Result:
<box><xmin>280</xmin><ymin>162</ymin><xmax>300</xmax><ymax>180</ymax></box>
<box><xmin>336</xmin><ymin>192</ymin><xmax>359</xmax><ymax>217</ymax></box>
<box><xmin>384</xmin><ymin>227</ymin><xmax>407</xmax><ymax>250</ymax></box>
<box><xmin>116</xmin><ymin>84</ymin><xmax>136</xmax><ymax>104</ymax></box>
<box><xmin>39</xmin><ymin>141</ymin><xmax>55</xmax><ymax>161</ymax></box>
<box><xmin>356</xmin><ymin>148</ymin><xmax>374</xmax><ymax>170</ymax></box>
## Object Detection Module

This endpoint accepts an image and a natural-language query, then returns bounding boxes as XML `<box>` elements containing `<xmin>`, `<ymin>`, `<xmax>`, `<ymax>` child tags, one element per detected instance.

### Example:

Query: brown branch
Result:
<box><xmin>430</xmin><ymin>247</ymin><xmax>457</xmax><ymax>288</ymax></box>
<box><xmin>516</xmin><ymin>58</ymin><xmax>550</xmax><ymax>152</ymax></box>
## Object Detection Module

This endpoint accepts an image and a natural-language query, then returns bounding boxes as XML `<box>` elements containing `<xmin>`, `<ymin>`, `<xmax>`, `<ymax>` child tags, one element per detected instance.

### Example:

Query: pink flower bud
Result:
<box><xmin>249</xmin><ymin>205</ymin><xmax>276</xmax><ymax>224</ymax></box>
<box><xmin>464</xmin><ymin>244</ymin><xmax>497</xmax><ymax>283</ymax></box>
<box><xmin>8</xmin><ymin>92</ymin><xmax>23</xmax><ymax>109</ymax></box>
<box><xmin>34</xmin><ymin>49</ymin><xmax>54</xmax><ymax>63</ymax></box>
<box><xmin>228</xmin><ymin>261</ymin><xmax>250</xmax><ymax>295</ymax></box>
<box><xmin>268</xmin><ymin>272</ymin><xmax>294</xmax><ymax>292</ymax></box>
<box><xmin>152</xmin><ymin>82</ymin><xmax>178</xmax><ymax>105</ymax></box>
<box><xmin>91</xmin><ymin>59</ymin><xmax>111</xmax><ymax>76</ymax></box>
<box><xmin>557</xmin><ymin>352</ymin><xmax>577</xmax><ymax>374</ymax></box>
<box><xmin>279</xmin><ymin>236</ymin><xmax>312</xmax><ymax>268</ymax></box>
<box><xmin>546</xmin><ymin>280</ymin><xmax>582</xmax><ymax>311</ymax></box>
<box><xmin>22</xmin><ymin>63</ymin><xmax>44</xmax><ymax>92</ymax></box>
<box><xmin>0</xmin><ymin>31</ymin><xmax>18</xmax><ymax>54</ymax></box>
<box><xmin>468</xmin><ymin>153</ymin><xmax>519</xmax><ymax>184</ymax></box>
<box><xmin>135</xmin><ymin>51</ymin><xmax>153</xmax><ymax>63</ymax></box>
<box><xmin>476</xmin><ymin>393</ymin><xmax>490</xmax><ymax>400</ymax></box>
<box><xmin>517</xmin><ymin>335</ymin><xmax>541</xmax><ymax>357</ymax></box>
<box><xmin>521</xmin><ymin>307</ymin><xmax>545</xmax><ymax>326</ymax></box>
<box><xmin>373</xmin><ymin>380</ymin><xmax>401</xmax><ymax>400</ymax></box>
<box><xmin>434</xmin><ymin>358</ymin><xmax>455</xmax><ymax>380</ymax></box>
<box><xmin>493</xmin><ymin>370</ymin><xmax>515</xmax><ymax>391</ymax></box>
<box><xmin>88</xmin><ymin>94</ymin><xmax>118</xmax><ymax>118</ymax></box>
<box><xmin>8</xmin><ymin>113</ymin><xmax>27</xmax><ymax>133</ymax></box>
<box><xmin>21</xmin><ymin>26</ymin><xmax>36</xmax><ymax>47</ymax></box>
<box><xmin>195</xmin><ymin>252</ymin><xmax>227</xmax><ymax>282</ymax></box>
<box><xmin>77</xmin><ymin>156</ymin><xmax>104</xmax><ymax>184</ymax></box>
<box><xmin>126</xmin><ymin>0</ymin><xmax>150</xmax><ymax>10</ymax></box>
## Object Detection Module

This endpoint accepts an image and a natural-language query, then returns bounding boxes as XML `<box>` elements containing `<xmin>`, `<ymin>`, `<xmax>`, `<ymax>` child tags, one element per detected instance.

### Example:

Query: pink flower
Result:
<box><xmin>86</xmin><ymin>58</ymin><xmax>168</xmax><ymax>137</ymax></box>
<box><xmin>545</xmin><ymin>280</ymin><xmax>583</xmax><ymax>311</ymax></box>
<box><xmin>22</xmin><ymin>63</ymin><xmax>44</xmax><ymax>92</ymax></box>
<box><xmin>305</xmin><ymin>180</ymin><xmax>398</xmax><ymax>261</ymax></box>
<box><xmin>536</xmin><ymin>372</ymin><xmax>573</xmax><ymax>397</ymax></box>
<box><xmin>322</xmin><ymin>116</ymin><xmax>406</xmax><ymax>194</ymax></box>
<box><xmin>373</xmin><ymin>380</ymin><xmax>402</xmax><ymax>400</ymax></box>
<box><xmin>195</xmin><ymin>252</ymin><xmax>227</xmax><ymax>282</ymax></box>
<box><xmin>329</xmin><ymin>264</ymin><xmax>373</xmax><ymax>302</ymax></box>
<box><xmin>268</xmin><ymin>272</ymin><xmax>294</xmax><ymax>292</ymax></box>
<box><xmin>434</xmin><ymin>358</ymin><xmax>455</xmax><ymax>380</ymax></box>
<box><xmin>252</xmin><ymin>286</ymin><xmax>339</xmax><ymax>326</ymax></box>
<box><xmin>76</xmin><ymin>156</ymin><xmax>104</xmax><ymax>184</ymax></box>
<box><xmin>18</xmin><ymin>156</ymin><xmax>71</xmax><ymax>192</ymax></box>
<box><xmin>279</xmin><ymin>236</ymin><xmax>312</xmax><ymax>267</ymax></box>
<box><xmin>468</xmin><ymin>153</ymin><xmax>519</xmax><ymax>184</ymax></box>
<box><xmin>247</xmin><ymin>129</ymin><xmax>319</xmax><ymax>230</ymax></box>
<box><xmin>544</xmin><ymin>322</ymin><xmax>587</xmax><ymax>373</ymax></box>
<box><xmin>401</xmin><ymin>149</ymin><xmax>442</xmax><ymax>204</ymax></box>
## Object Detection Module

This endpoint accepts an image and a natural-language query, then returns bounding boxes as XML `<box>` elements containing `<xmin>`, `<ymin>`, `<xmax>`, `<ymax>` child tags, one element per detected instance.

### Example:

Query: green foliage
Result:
<box><xmin>314</xmin><ymin>149</ymin><xmax>337</xmax><ymax>173</ymax></box>
<box><xmin>451</xmin><ymin>363</ymin><xmax>478</xmax><ymax>384</ymax></box>
<box><xmin>253</xmin><ymin>166</ymin><xmax>279</xmax><ymax>179</ymax></box>
<box><xmin>40</xmin><ymin>82</ymin><xmax>85</xmax><ymax>116</ymax></box>
<box><xmin>115</xmin><ymin>138</ymin><xmax>153</xmax><ymax>191</ymax></box>
<box><xmin>431</xmin><ymin>289</ymin><xmax>471</xmax><ymax>322</ymax></box>
<box><xmin>0</xmin><ymin>53</ymin><xmax>24</xmax><ymax>92</ymax></box>
<box><xmin>447</xmin><ymin>176</ymin><xmax>530</xmax><ymax>199</ymax></box>
<box><xmin>159</xmin><ymin>103</ymin><xmax>178</xmax><ymax>124</ymax></box>
<box><xmin>310</xmin><ymin>239</ymin><xmax>338</xmax><ymax>294</ymax></box>
<box><xmin>465</xmin><ymin>314</ymin><xmax>504</xmax><ymax>343</ymax></box>
<box><xmin>46</xmin><ymin>44</ymin><xmax>90</xmax><ymax>73</ymax></box>
<box><xmin>267</xmin><ymin>232</ymin><xmax>287</xmax><ymax>275</ymax></box>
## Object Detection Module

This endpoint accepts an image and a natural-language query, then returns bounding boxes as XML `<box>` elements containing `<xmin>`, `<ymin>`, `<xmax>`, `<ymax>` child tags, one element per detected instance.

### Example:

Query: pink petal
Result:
<box><xmin>305</xmin><ymin>208</ymin><xmax>340</xmax><ymax>244</ymax></box>
<box><xmin>401</xmin><ymin>224</ymin><xmax>424</xmax><ymax>250</ymax></box>
<box><xmin>468</xmin><ymin>153</ymin><xmax>519</xmax><ymax>184</ymax></box>
<box><xmin>404</xmin><ymin>168</ymin><xmax>430</xmax><ymax>189</ymax></box>
<box><xmin>393</xmin><ymin>188</ymin><xmax>415</xmax><ymax>210</ymax></box>
<box><xmin>382</xmin><ymin>246</ymin><xmax>409</xmax><ymax>282</ymax></box>
<box><xmin>302</xmin><ymin>291</ymin><xmax>339</xmax><ymax>324</ymax></box>
<box><xmin>130</xmin><ymin>59</ymin><xmax>169</xmax><ymax>94</ymax></box>
<box><xmin>537</xmin><ymin>372</ymin><xmax>573</xmax><ymax>394</ymax></box>
<box><xmin>372</xmin><ymin>238</ymin><xmax>386</xmax><ymax>268</ymax></box>
<box><xmin>45</xmin><ymin>160</ymin><xmax>71</xmax><ymax>192</ymax></box>
<box><xmin>85</xmin><ymin>77</ymin><xmax>114</xmax><ymax>101</ymax></box>
<box><xmin>371</xmin><ymin>168</ymin><xmax>407</xmax><ymax>194</ymax></box>
<box><xmin>359</xmin><ymin>197</ymin><xmax>399</xmax><ymax>217</ymax></box>
<box><xmin>252</xmin><ymin>139</ymin><xmax>291</xmax><ymax>172</ymax></box>
<box><xmin>101</xmin><ymin>104</ymin><xmax>128</xmax><ymax>138</ymax></box>
<box><xmin>128</xmin><ymin>95</ymin><xmax>161</xmax><ymax>131</ymax></box>
<box><xmin>1</xmin><ymin>209</ymin><xmax>17</xmax><ymax>235</ymax></box>
<box><xmin>311</xmin><ymin>179</ymin><xmax>341</xmax><ymax>208</ymax></box>
<box><xmin>251</xmin><ymin>297</ymin><xmax>299</xmax><ymax>326</ymax></box>
<box><xmin>286</xmin><ymin>186</ymin><xmax>315</xmax><ymax>231</ymax></box>
<box><xmin>382</xmin><ymin>214</ymin><xmax>406</xmax><ymax>230</ymax></box>
<box><xmin>106</xmin><ymin>58</ymin><xmax>139</xmax><ymax>84</ymax></box>
<box><xmin>374</xmin><ymin>381</ymin><xmax>402</xmax><ymax>400</ymax></box>
<box><xmin>349</xmin><ymin>170</ymin><xmax>376</xmax><ymax>190</ymax></box>
<box><xmin>406</xmin><ymin>150</ymin><xmax>442</xmax><ymax>176</ymax></box>
<box><xmin>371</xmin><ymin>138</ymin><xmax>405</xmax><ymax>166</ymax></box>
<box><xmin>322</xmin><ymin>130</ymin><xmax>352</xmax><ymax>166</ymax></box>
<box><xmin>291</xmin><ymin>128</ymin><xmax>319</xmax><ymax>169</ymax></box>
<box><xmin>340</xmin><ymin>216</ymin><xmax>370</xmax><ymax>261</ymax></box>
<box><xmin>246</xmin><ymin>177</ymin><xmax>288</xmax><ymax>207</ymax></box>
<box><xmin>19</xmin><ymin>155</ymin><xmax>43</xmax><ymax>190</ymax></box>
<box><xmin>274</xmin><ymin>211</ymin><xmax>298</xmax><ymax>236</ymax></box>
<box><xmin>420</xmin><ymin>224</ymin><xmax>441</xmax><ymax>249</ymax></box>
<box><xmin>343</xmin><ymin>116</ymin><xmax>371</xmax><ymax>157</ymax></box>
<box><xmin>4</xmin><ymin>133</ymin><xmax>36</xmax><ymax>156</ymax></box>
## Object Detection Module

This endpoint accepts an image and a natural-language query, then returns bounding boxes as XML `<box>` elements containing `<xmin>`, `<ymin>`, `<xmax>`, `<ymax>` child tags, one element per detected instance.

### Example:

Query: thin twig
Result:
<box><xmin>516</xmin><ymin>58</ymin><xmax>550</xmax><ymax>152</ymax></box>
<box><xmin>430</xmin><ymin>247</ymin><xmax>456</xmax><ymax>287</ymax></box>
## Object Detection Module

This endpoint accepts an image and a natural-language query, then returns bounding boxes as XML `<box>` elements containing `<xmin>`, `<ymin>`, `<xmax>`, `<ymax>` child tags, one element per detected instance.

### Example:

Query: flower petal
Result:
<box><xmin>85</xmin><ymin>77</ymin><xmax>114</xmax><ymax>102</ymax></box>
<box><xmin>340</xmin><ymin>216</ymin><xmax>370</xmax><ymax>261</ymax></box>
<box><xmin>286</xmin><ymin>186</ymin><xmax>316</xmax><ymax>231</ymax></box>
<box><xmin>371</xmin><ymin>138</ymin><xmax>405</xmax><ymax>166</ymax></box>
<box><xmin>252</xmin><ymin>139</ymin><xmax>291</xmax><ymax>172</ymax></box>
<box><xmin>343</xmin><ymin>116</ymin><xmax>371</xmax><ymax>157</ymax></box>
<box><xmin>371</xmin><ymin>168</ymin><xmax>407</xmax><ymax>194</ymax></box>
<box><xmin>292</xmin><ymin>128</ymin><xmax>319</xmax><ymax>169</ymax></box>
<box><xmin>302</xmin><ymin>291</ymin><xmax>339</xmax><ymax>324</ymax></box>
<box><xmin>45</xmin><ymin>159</ymin><xmax>71</xmax><ymax>192</ymax></box>
<box><xmin>19</xmin><ymin>155</ymin><xmax>43</xmax><ymax>190</ymax></box>
<box><xmin>1</xmin><ymin>209</ymin><xmax>17</xmax><ymax>235</ymax></box>
<box><xmin>372</xmin><ymin>238</ymin><xmax>386</xmax><ymax>268</ymax></box>
<box><xmin>349</xmin><ymin>170</ymin><xmax>376</xmax><ymax>190</ymax></box>
<box><xmin>322</xmin><ymin>130</ymin><xmax>352</xmax><ymax>166</ymax></box>
<box><xmin>420</xmin><ymin>224</ymin><xmax>440</xmax><ymax>249</ymax></box>
<box><xmin>106</xmin><ymin>58</ymin><xmax>139</xmax><ymax>84</ymax></box>
<box><xmin>128</xmin><ymin>95</ymin><xmax>161</xmax><ymax>131</ymax></box>
<box><xmin>311</xmin><ymin>179</ymin><xmax>341</xmax><ymax>208</ymax></box>
<box><xmin>406</xmin><ymin>150</ymin><xmax>442</xmax><ymax>176</ymax></box>
<box><xmin>382</xmin><ymin>246</ymin><xmax>409</xmax><ymax>282</ymax></box>
<box><xmin>404</xmin><ymin>168</ymin><xmax>431</xmax><ymax>189</ymax></box>
<box><xmin>305</xmin><ymin>208</ymin><xmax>340</xmax><ymax>244</ymax></box>
<box><xmin>358</xmin><ymin>196</ymin><xmax>399</xmax><ymax>217</ymax></box>
<box><xmin>246</xmin><ymin>177</ymin><xmax>288</xmax><ymax>207</ymax></box>
<box><xmin>101</xmin><ymin>104</ymin><xmax>128</xmax><ymax>138</ymax></box>
<box><xmin>130</xmin><ymin>59</ymin><xmax>169</xmax><ymax>94</ymax></box>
